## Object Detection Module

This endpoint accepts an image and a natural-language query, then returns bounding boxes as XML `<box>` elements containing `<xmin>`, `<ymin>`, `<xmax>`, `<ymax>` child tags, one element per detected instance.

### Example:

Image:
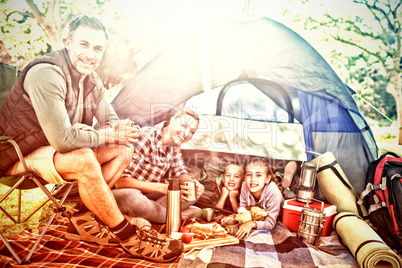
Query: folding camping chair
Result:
<box><xmin>0</xmin><ymin>62</ymin><xmax>76</xmax><ymax>264</ymax></box>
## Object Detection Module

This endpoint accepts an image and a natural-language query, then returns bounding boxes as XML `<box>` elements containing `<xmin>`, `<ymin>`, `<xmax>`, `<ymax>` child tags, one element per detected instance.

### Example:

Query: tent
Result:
<box><xmin>112</xmin><ymin>17</ymin><xmax>379</xmax><ymax>201</ymax></box>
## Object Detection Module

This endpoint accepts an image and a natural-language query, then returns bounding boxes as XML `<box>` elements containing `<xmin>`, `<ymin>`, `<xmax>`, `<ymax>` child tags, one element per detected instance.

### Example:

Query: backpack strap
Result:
<box><xmin>358</xmin><ymin>176</ymin><xmax>387</xmax><ymax>208</ymax></box>
<box><xmin>318</xmin><ymin>160</ymin><xmax>367</xmax><ymax>219</ymax></box>
<box><xmin>368</xmin><ymin>191</ymin><xmax>387</xmax><ymax>214</ymax></box>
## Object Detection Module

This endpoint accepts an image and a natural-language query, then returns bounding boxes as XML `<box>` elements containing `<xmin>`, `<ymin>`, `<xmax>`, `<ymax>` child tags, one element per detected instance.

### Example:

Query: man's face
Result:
<box><xmin>65</xmin><ymin>26</ymin><xmax>106</xmax><ymax>78</ymax></box>
<box><xmin>169</xmin><ymin>113</ymin><xmax>199</xmax><ymax>146</ymax></box>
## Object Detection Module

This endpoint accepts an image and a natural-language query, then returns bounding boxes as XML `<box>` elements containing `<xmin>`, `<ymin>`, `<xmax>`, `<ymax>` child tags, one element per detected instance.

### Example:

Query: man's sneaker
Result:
<box><xmin>119</xmin><ymin>226</ymin><xmax>184</xmax><ymax>263</ymax></box>
<box><xmin>124</xmin><ymin>215</ymin><xmax>152</xmax><ymax>229</ymax></box>
<box><xmin>65</xmin><ymin>211</ymin><xmax>119</xmax><ymax>246</ymax></box>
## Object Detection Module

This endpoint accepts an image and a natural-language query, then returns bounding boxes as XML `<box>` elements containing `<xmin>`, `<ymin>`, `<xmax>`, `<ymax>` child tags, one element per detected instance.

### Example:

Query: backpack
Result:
<box><xmin>358</xmin><ymin>152</ymin><xmax>402</xmax><ymax>253</ymax></box>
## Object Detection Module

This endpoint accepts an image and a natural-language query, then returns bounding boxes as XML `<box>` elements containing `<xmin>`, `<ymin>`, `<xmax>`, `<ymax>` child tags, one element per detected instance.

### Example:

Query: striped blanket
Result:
<box><xmin>0</xmin><ymin>216</ymin><xmax>178</xmax><ymax>268</ymax></box>
<box><xmin>177</xmin><ymin>222</ymin><xmax>360</xmax><ymax>268</ymax></box>
<box><xmin>0</xmin><ymin>216</ymin><xmax>359</xmax><ymax>268</ymax></box>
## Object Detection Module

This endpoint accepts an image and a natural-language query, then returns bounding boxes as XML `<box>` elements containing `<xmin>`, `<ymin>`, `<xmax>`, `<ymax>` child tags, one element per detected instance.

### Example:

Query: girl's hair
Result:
<box><xmin>223</xmin><ymin>161</ymin><xmax>245</xmax><ymax>175</ymax></box>
<box><xmin>246</xmin><ymin>157</ymin><xmax>284</xmax><ymax>194</ymax></box>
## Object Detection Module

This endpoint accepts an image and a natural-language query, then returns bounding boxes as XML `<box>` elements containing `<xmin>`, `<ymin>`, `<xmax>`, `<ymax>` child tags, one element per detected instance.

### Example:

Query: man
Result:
<box><xmin>113</xmin><ymin>108</ymin><xmax>205</xmax><ymax>223</ymax></box>
<box><xmin>0</xmin><ymin>14</ymin><xmax>182</xmax><ymax>263</ymax></box>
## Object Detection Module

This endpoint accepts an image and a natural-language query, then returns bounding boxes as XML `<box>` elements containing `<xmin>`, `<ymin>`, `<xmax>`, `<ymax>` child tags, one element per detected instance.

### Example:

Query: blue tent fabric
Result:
<box><xmin>112</xmin><ymin>17</ymin><xmax>379</xmax><ymax>197</ymax></box>
<box><xmin>299</xmin><ymin>90</ymin><xmax>361</xmax><ymax>155</ymax></box>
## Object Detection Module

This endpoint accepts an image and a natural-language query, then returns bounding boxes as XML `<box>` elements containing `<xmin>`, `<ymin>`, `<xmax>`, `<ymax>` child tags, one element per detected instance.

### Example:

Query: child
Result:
<box><xmin>215</xmin><ymin>162</ymin><xmax>245</xmax><ymax>213</ymax></box>
<box><xmin>222</xmin><ymin>157</ymin><xmax>284</xmax><ymax>239</ymax></box>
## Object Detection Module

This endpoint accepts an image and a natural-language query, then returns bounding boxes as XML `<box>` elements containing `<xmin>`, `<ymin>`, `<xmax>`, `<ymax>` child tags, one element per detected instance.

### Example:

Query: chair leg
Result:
<box><xmin>1</xmin><ymin>181</ymin><xmax>76</xmax><ymax>264</ymax></box>
<box><xmin>24</xmin><ymin>183</ymin><xmax>75</xmax><ymax>263</ymax></box>
<box><xmin>24</xmin><ymin>212</ymin><xmax>57</xmax><ymax>263</ymax></box>
<box><xmin>0</xmin><ymin>175</ymin><xmax>28</xmax><ymax>224</ymax></box>
<box><xmin>0</xmin><ymin>232</ymin><xmax>22</xmax><ymax>264</ymax></box>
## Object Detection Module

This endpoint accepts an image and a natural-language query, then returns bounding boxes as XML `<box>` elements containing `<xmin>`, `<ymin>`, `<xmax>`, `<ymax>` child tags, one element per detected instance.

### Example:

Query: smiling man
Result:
<box><xmin>0</xmin><ymin>14</ymin><xmax>184</xmax><ymax>263</ymax></box>
<box><xmin>112</xmin><ymin>108</ymin><xmax>205</xmax><ymax>224</ymax></box>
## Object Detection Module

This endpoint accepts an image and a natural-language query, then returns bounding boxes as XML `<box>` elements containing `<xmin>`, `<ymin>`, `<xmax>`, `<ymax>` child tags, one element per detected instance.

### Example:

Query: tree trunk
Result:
<box><xmin>25</xmin><ymin>0</ymin><xmax>64</xmax><ymax>50</ymax></box>
<box><xmin>386</xmin><ymin>71</ymin><xmax>402</xmax><ymax>145</ymax></box>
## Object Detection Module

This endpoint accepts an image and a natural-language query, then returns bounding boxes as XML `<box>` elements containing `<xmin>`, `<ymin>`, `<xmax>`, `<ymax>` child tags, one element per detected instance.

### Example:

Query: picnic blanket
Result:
<box><xmin>0</xmin><ymin>215</ymin><xmax>361</xmax><ymax>268</ymax></box>
<box><xmin>0</xmin><ymin>216</ymin><xmax>178</xmax><ymax>268</ymax></box>
<box><xmin>178</xmin><ymin>221</ymin><xmax>360</xmax><ymax>268</ymax></box>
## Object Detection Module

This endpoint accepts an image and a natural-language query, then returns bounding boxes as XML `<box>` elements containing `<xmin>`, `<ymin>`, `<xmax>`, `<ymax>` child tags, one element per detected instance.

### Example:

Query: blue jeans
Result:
<box><xmin>112</xmin><ymin>188</ymin><xmax>197</xmax><ymax>223</ymax></box>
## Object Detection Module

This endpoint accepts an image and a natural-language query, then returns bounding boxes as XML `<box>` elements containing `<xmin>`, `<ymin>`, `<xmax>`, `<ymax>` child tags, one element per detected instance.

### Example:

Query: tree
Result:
<box><xmin>0</xmin><ymin>0</ymin><xmax>137</xmax><ymax>88</ymax></box>
<box><xmin>300</xmin><ymin>0</ymin><xmax>402</xmax><ymax>144</ymax></box>
<box><xmin>0</xmin><ymin>0</ymin><xmax>76</xmax><ymax>68</ymax></box>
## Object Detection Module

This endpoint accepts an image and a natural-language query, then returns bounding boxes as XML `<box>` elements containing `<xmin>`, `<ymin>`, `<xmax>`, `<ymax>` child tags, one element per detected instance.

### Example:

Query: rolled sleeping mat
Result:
<box><xmin>333</xmin><ymin>212</ymin><xmax>402</xmax><ymax>268</ymax></box>
<box><xmin>310</xmin><ymin>152</ymin><xmax>369</xmax><ymax>221</ymax></box>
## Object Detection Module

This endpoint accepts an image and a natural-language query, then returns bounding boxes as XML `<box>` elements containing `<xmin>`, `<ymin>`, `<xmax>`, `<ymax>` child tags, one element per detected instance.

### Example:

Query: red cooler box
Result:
<box><xmin>282</xmin><ymin>198</ymin><xmax>337</xmax><ymax>237</ymax></box>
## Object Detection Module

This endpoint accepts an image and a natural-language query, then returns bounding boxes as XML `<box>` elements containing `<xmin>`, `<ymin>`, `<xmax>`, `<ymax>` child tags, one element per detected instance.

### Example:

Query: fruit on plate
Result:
<box><xmin>180</xmin><ymin>226</ymin><xmax>191</xmax><ymax>233</ymax></box>
<box><xmin>181</xmin><ymin>232</ymin><xmax>193</xmax><ymax>243</ymax></box>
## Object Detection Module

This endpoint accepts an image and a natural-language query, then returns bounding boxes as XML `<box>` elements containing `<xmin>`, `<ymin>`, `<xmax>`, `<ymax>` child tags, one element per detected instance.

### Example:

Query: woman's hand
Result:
<box><xmin>195</xmin><ymin>180</ymin><xmax>205</xmax><ymax>198</ymax></box>
<box><xmin>114</xmin><ymin>119</ymin><xmax>141</xmax><ymax>147</ymax></box>
<box><xmin>180</xmin><ymin>180</ymin><xmax>205</xmax><ymax>202</ymax></box>
<box><xmin>180</xmin><ymin>182</ymin><xmax>194</xmax><ymax>202</ymax></box>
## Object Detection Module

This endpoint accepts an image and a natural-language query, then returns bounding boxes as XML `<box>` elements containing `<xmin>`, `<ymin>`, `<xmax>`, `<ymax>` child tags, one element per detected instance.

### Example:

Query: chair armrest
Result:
<box><xmin>0</xmin><ymin>136</ymin><xmax>12</xmax><ymax>142</ymax></box>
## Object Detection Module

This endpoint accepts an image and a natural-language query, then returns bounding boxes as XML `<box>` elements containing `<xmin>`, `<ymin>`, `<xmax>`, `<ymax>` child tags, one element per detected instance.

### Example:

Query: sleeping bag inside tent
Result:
<box><xmin>111</xmin><ymin>17</ymin><xmax>379</xmax><ymax>203</ymax></box>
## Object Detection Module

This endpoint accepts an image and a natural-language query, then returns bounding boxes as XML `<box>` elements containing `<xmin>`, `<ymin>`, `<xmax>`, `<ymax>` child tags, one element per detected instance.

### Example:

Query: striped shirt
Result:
<box><xmin>122</xmin><ymin>121</ymin><xmax>187</xmax><ymax>182</ymax></box>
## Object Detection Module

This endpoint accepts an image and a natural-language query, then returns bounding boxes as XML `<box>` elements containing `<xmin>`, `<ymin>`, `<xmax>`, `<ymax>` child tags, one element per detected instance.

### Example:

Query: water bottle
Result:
<box><xmin>166</xmin><ymin>179</ymin><xmax>181</xmax><ymax>238</ymax></box>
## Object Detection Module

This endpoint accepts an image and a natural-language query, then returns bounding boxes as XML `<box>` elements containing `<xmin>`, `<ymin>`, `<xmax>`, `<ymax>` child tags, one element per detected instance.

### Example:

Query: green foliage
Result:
<box><xmin>0</xmin><ymin>0</ymin><xmax>110</xmax><ymax>68</ymax></box>
<box><xmin>345</xmin><ymin>54</ymin><xmax>397</xmax><ymax>121</ymax></box>
<box><xmin>290</xmin><ymin>0</ymin><xmax>401</xmax><ymax>125</ymax></box>
<box><xmin>1</xmin><ymin>9</ymin><xmax>48</xmax><ymax>66</ymax></box>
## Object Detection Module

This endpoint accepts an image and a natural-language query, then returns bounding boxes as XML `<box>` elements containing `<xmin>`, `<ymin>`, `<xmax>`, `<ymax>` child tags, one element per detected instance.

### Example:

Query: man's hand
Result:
<box><xmin>114</xmin><ymin>119</ymin><xmax>141</xmax><ymax>146</ymax></box>
<box><xmin>73</xmin><ymin>123</ymin><xmax>96</xmax><ymax>131</ymax></box>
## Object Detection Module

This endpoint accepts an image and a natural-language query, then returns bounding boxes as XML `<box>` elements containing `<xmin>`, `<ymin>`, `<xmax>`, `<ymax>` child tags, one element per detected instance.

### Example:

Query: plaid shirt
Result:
<box><xmin>122</xmin><ymin>121</ymin><xmax>187</xmax><ymax>182</ymax></box>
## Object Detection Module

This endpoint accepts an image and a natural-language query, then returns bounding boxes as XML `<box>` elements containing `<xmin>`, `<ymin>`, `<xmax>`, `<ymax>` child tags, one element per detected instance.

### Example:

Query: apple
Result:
<box><xmin>181</xmin><ymin>233</ymin><xmax>193</xmax><ymax>243</ymax></box>
<box><xmin>180</xmin><ymin>226</ymin><xmax>191</xmax><ymax>233</ymax></box>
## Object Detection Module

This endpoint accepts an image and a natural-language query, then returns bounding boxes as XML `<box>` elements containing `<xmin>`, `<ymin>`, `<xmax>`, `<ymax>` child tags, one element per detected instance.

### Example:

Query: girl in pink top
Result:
<box><xmin>223</xmin><ymin>157</ymin><xmax>284</xmax><ymax>239</ymax></box>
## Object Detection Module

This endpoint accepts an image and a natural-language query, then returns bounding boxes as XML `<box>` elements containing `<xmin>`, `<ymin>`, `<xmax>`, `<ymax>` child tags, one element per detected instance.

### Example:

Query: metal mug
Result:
<box><xmin>202</xmin><ymin>208</ymin><xmax>215</xmax><ymax>222</ymax></box>
<box><xmin>224</xmin><ymin>219</ymin><xmax>239</xmax><ymax>236</ymax></box>
<box><xmin>181</xmin><ymin>181</ymin><xmax>197</xmax><ymax>201</ymax></box>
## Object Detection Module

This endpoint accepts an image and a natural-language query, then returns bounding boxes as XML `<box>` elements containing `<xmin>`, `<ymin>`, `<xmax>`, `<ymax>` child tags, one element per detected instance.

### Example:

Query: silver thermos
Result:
<box><xmin>166</xmin><ymin>179</ymin><xmax>181</xmax><ymax>237</ymax></box>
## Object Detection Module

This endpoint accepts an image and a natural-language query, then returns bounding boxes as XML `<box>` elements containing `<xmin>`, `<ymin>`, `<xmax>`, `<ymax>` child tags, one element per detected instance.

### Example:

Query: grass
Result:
<box><xmin>0</xmin><ymin>185</ymin><xmax>77</xmax><ymax>238</ymax></box>
<box><xmin>371</xmin><ymin>125</ymin><xmax>402</xmax><ymax>156</ymax></box>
